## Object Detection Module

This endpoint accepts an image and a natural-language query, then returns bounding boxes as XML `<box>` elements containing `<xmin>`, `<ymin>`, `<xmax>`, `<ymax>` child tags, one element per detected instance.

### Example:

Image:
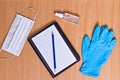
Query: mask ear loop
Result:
<box><xmin>0</xmin><ymin>49</ymin><xmax>15</xmax><ymax>60</ymax></box>
<box><xmin>0</xmin><ymin>55</ymin><xmax>15</xmax><ymax>60</ymax></box>
<box><xmin>0</xmin><ymin>7</ymin><xmax>38</xmax><ymax>60</ymax></box>
<box><xmin>0</xmin><ymin>39</ymin><xmax>16</xmax><ymax>60</ymax></box>
<box><xmin>20</xmin><ymin>7</ymin><xmax>38</xmax><ymax>20</ymax></box>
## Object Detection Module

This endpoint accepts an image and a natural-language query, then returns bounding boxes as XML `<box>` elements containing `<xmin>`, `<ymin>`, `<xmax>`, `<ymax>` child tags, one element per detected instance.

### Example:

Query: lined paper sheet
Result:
<box><xmin>31</xmin><ymin>24</ymin><xmax>77</xmax><ymax>75</ymax></box>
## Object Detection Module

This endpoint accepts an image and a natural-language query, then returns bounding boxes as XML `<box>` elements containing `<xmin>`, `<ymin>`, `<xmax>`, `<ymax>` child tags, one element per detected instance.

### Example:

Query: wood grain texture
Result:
<box><xmin>0</xmin><ymin>0</ymin><xmax>120</xmax><ymax>80</ymax></box>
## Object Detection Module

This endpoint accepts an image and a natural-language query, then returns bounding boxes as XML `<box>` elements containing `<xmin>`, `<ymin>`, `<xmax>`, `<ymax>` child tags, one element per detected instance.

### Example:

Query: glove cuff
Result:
<box><xmin>80</xmin><ymin>63</ymin><xmax>100</xmax><ymax>78</ymax></box>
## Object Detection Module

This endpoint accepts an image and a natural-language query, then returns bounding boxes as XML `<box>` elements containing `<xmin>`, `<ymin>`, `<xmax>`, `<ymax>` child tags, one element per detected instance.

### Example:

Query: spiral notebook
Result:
<box><xmin>28</xmin><ymin>22</ymin><xmax>80</xmax><ymax>77</ymax></box>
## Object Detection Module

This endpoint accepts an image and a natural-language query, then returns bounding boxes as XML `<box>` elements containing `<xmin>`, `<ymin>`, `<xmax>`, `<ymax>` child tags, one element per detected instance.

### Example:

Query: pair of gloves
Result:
<box><xmin>80</xmin><ymin>25</ymin><xmax>117</xmax><ymax>78</ymax></box>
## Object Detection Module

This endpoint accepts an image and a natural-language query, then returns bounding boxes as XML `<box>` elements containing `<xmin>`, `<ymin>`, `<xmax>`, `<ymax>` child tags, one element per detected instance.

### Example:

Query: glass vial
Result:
<box><xmin>55</xmin><ymin>12</ymin><xmax>80</xmax><ymax>24</ymax></box>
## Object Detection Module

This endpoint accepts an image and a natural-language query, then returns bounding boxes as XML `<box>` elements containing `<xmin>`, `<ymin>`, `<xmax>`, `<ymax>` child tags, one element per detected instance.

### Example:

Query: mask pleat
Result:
<box><xmin>2</xmin><ymin>14</ymin><xmax>21</xmax><ymax>49</ymax></box>
<box><xmin>14</xmin><ymin>19</ymin><xmax>33</xmax><ymax>52</ymax></box>
<box><xmin>8</xmin><ymin>15</ymin><xmax>27</xmax><ymax>52</ymax></box>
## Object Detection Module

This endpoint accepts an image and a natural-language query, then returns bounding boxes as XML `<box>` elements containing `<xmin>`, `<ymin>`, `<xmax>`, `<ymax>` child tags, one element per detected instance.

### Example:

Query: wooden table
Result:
<box><xmin>0</xmin><ymin>0</ymin><xmax>120</xmax><ymax>80</ymax></box>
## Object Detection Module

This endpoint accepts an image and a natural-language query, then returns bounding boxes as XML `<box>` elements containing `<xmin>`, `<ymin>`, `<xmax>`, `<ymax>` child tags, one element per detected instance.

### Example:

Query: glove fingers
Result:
<box><xmin>102</xmin><ymin>39</ymin><xmax>116</xmax><ymax>65</ymax></box>
<box><xmin>107</xmin><ymin>30</ymin><xmax>114</xmax><ymax>42</ymax></box>
<box><xmin>109</xmin><ymin>39</ymin><xmax>117</xmax><ymax>49</ymax></box>
<box><xmin>92</xmin><ymin>25</ymin><xmax>101</xmax><ymax>41</ymax></box>
<box><xmin>100</xmin><ymin>26</ymin><xmax>105</xmax><ymax>33</ymax></box>
<box><xmin>100</xmin><ymin>26</ymin><xmax>109</xmax><ymax>41</ymax></box>
<box><xmin>82</xmin><ymin>34</ymin><xmax>90</xmax><ymax>61</ymax></box>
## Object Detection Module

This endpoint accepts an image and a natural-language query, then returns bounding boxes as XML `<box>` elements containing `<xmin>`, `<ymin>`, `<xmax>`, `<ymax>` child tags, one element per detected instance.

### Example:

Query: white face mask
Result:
<box><xmin>0</xmin><ymin>8</ymin><xmax>38</xmax><ymax>56</ymax></box>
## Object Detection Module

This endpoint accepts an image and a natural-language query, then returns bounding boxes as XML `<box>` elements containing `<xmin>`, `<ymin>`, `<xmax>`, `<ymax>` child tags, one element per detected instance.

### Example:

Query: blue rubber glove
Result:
<box><xmin>80</xmin><ymin>25</ymin><xmax>117</xmax><ymax>78</ymax></box>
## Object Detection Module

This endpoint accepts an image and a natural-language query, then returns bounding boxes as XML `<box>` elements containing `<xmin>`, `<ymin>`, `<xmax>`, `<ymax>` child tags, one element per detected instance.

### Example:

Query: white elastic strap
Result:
<box><xmin>20</xmin><ymin>7</ymin><xmax>38</xmax><ymax>20</ymax></box>
<box><xmin>0</xmin><ymin>49</ymin><xmax>15</xmax><ymax>60</ymax></box>
<box><xmin>0</xmin><ymin>55</ymin><xmax>15</xmax><ymax>60</ymax></box>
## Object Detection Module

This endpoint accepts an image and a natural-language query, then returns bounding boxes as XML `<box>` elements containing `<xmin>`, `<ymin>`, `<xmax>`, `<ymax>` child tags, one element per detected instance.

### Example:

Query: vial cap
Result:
<box><xmin>55</xmin><ymin>12</ymin><xmax>64</xmax><ymax>18</ymax></box>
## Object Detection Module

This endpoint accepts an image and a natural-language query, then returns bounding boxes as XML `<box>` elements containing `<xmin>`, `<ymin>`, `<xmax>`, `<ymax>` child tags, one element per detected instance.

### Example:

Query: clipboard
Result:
<box><xmin>28</xmin><ymin>22</ymin><xmax>80</xmax><ymax>77</ymax></box>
